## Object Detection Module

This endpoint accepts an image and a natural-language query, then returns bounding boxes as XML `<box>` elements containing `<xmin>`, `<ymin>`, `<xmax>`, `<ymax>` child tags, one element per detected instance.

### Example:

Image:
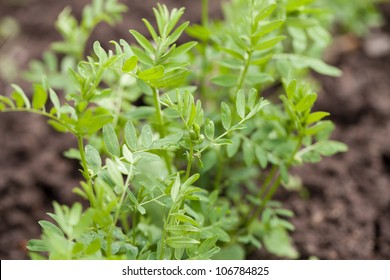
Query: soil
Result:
<box><xmin>0</xmin><ymin>0</ymin><xmax>389</xmax><ymax>260</ymax></box>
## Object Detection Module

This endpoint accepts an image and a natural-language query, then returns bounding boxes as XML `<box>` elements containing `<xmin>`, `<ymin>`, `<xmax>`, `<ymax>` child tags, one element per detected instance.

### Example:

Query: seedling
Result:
<box><xmin>0</xmin><ymin>0</ymin><xmax>358</xmax><ymax>259</ymax></box>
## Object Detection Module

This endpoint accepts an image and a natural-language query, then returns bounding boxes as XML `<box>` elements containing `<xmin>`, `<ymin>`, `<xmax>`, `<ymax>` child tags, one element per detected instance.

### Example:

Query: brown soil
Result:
<box><xmin>0</xmin><ymin>0</ymin><xmax>389</xmax><ymax>260</ymax></box>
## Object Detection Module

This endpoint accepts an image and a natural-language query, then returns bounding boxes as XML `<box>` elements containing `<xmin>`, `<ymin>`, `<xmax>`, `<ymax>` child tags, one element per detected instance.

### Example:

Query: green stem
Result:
<box><xmin>132</xmin><ymin>210</ymin><xmax>137</xmax><ymax>244</ymax></box>
<box><xmin>110</xmin><ymin>163</ymin><xmax>134</xmax><ymax>256</ymax></box>
<box><xmin>236</xmin><ymin>51</ymin><xmax>253</xmax><ymax>92</ymax></box>
<box><xmin>185</xmin><ymin>144</ymin><xmax>194</xmax><ymax>181</ymax></box>
<box><xmin>159</xmin><ymin>199</ymin><xmax>181</xmax><ymax>259</ymax></box>
<box><xmin>213</xmin><ymin>149</ymin><xmax>224</xmax><ymax>191</ymax></box>
<box><xmin>199</xmin><ymin>43</ymin><xmax>208</xmax><ymax>98</ymax></box>
<box><xmin>152</xmin><ymin>87</ymin><xmax>173</xmax><ymax>174</ymax></box>
<box><xmin>159</xmin><ymin>208</ymin><xmax>172</xmax><ymax>260</ymax></box>
<box><xmin>198</xmin><ymin>0</ymin><xmax>209</xmax><ymax>97</ymax></box>
<box><xmin>248</xmin><ymin>173</ymin><xmax>281</xmax><ymax>225</ymax></box>
<box><xmin>201</xmin><ymin>0</ymin><xmax>209</xmax><ymax>27</ymax></box>
<box><xmin>77</xmin><ymin>135</ymin><xmax>91</xmax><ymax>182</ymax></box>
<box><xmin>2</xmin><ymin>108</ymin><xmax>76</xmax><ymax>134</ymax></box>
<box><xmin>257</xmin><ymin>165</ymin><xmax>278</xmax><ymax>200</ymax></box>
<box><xmin>247</xmin><ymin>134</ymin><xmax>305</xmax><ymax>225</ymax></box>
<box><xmin>152</xmin><ymin>87</ymin><xmax>165</xmax><ymax>137</ymax></box>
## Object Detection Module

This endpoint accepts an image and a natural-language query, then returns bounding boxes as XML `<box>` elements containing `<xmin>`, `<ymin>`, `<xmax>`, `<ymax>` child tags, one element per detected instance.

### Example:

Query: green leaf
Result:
<box><xmin>255</xmin><ymin>3</ymin><xmax>277</xmax><ymax>22</ymax></box>
<box><xmin>204</xmin><ymin>118</ymin><xmax>215</xmax><ymax>140</ymax></box>
<box><xmin>93</xmin><ymin>41</ymin><xmax>108</xmax><ymax>63</ymax></box>
<box><xmin>38</xmin><ymin>220</ymin><xmax>64</xmax><ymax>237</ymax></box>
<box><xmin>103</xmin><ymin>124</ymin><xmax>120</xmax><ymax>157</ymax></box>
<box><xmin>215</xmin><ymin>138</ymin><xmax>232</xmax><ymax>145</ymax></box>
<box><xmin>137</xmin><ymin>204</ymin><xmax>146</xmax><ymax>215</ymax></box>
<box><xmin>212</xmin><ymin>244</ymin><xmax>245</xmax><ymax>260</ymax></box>
<box><xmin>302</xmin><ymin>150</ymin><xmax>322</xmax><ymax>163</ymax></box>
<box><xmin>243</xmin><ymin>140</ymin><xmax>254</xmax><ymax>166</ymax></box>
<box><xmin>27</xmin><ymin>239</ymin><xmax>48</xmax><ymax>252</ymax></box>
<box><xmin>132</xmin><ymin>47</ymin><xmax>154</xmax><ymax>66</ymax></box>
<box><xmin>306</xmin><ymin>111</ymin><xmax>330</xmax><ymax>124</ymax></box>
<box><xmin>32</xmin><ymin>84</ymin><xmax>48</xmax><ymax>110</ymax></box>
<box><xmin>286</xmin><ymin>80</ymin><xmax>297</xmax><ymax>100</ymax></box>
<box><xmin>275</xmin><ymin>209</ymin><xmax>294</xmax><ymax>218</ymax></box>
<box><xmin>221</xmin><ymin>102</ymin><xmax>232</xmax><ymax>130</ymax></box>
<box><xmin>130</xmin><ymin>29</ymin><xmax>155</xmax><ymax>54</ymax></box>
<box><xmin>255</xmin><ymin>36</ymin><xmax>286</xmax><ymax>51</ymax></box>
<box><xmin>314</xmin><ymin>141</ymin><xmax>348</xmax><ymax>156</ymax></box>
<box><xmin>85</xmin><ymin>145</ymin><xmax>101</xmax><ymax>173</ymax></box>
<box><xmin>122</xmin><ymin>145</ymin><xmax>134</xmax><ymax>164</ymax></box>
<box><xmin>11</xmin><ymin>84</ymin><xmax>30</xmax><ymax>109</ymax></box>
<box><xmin>306</xmin><ymin>121</ymin><xmax>332</xmax><ymax>135</ymax></box>
<box><xmin>247</xmin><ymin>88</ymin><xmax>258</xmax><ymax>110</ymax></box>
<box><xmin>221</xmin><ymin>47</ymin><xmax>244</xmax><ymax>60</ymax></box>
<box><xmin>0</xmin><ymin>96</ymin><xmax>15</xmax><ymax>109</ymax></box>
<box><xmin>236</xmin><ymin>89</ymin><xmax>246</xmax><ymax>118</ymax></box>
<box><xmin>166</xmin><ymin>237</ymin><xmax>200</xmax><ymax>249</ymax></box>
<box><xmin>246</xmin><ymin>72</ymin><xmax>274</xmax><ymax>86</ymax></box>
<box><xmin>76</xmin><ymin>109</ymin><xmax>114</xmax><ymax>135</ymax></box>
<box><xmin>122</xmin><ymin>56</ymin><xmax>138</xmax><ymax>72</ymax></box>
<box><xmin>294</xmin><ymin>93</ymin><xmax>317</xmax><ymax>112</ymax></box>
<box><xmin>171</xmin><ymin>173</ymin><xmax>181</xmax><ymax>202</ymax></box>
<box><xmin>286</xmin><ymin>0</ymin><xmax>314</xmax><ymax>12</ymax></box>
<box><xmin>166</xmin><ymin>225</ymin><xmax>200</xmax><ymax>234</ymax></box>
<box><xmin>49</xmin><ymin>89</ymin><xmax>61</xmax><ymax>117</ymax></box>
<box><xmin>227</xmin><ymin>134</ymin><xmax>241</xmax><ymax>158</ymax></box>
<box><xmin>138</xmin><ymin>65</ymin><xmax>165</xmax><ymax>81</ymax></box>
<box><xmin>255</xmin><ymin>146</ymin><xmax>268</xmax><ymax>168</ymax></box>
<box><xmin>170</xmin><ymin>41</ymin><xmax>197</xmax><ymax>58</ymax></box>
<box><xmin>288</xmin><ymin>26</ymin><xmax>307</xmax><ymax>54</ymax></box>
<box><xmin>167</xmin><ymin>21</ymin><xmax>189</xmax><ymax>45</ymax></box>
<box><xmin>186</xmin><ymin>24</ymin><xmax>211</xmax><ymax>41</ymax></box>
<box><xmin>68</xmin><ymin>203</ymin><xmax>82</xmax><ymax>226</ymax></box>
<box><xmin>263</xmin><ymin>227</ymin><xmax>298</xmax><ymax>259</ymax></box>
<box><xmin>85</xmin><ymin>239</ymin><xmax>101</xmax><ymax>255</ymax></box>
<box><xmin>140</xmin><ymin>124</ymin><xmax>153</xmax><ymax>148</ymax></box>
<box><xmin>153</xmin><ymin>132</ymin><xmax>183</xmax><ymax>148</ymax></box>
<box><xmin>211</xmin><ymin>74</ymin><xmax>237</xmax><ymax>87</ymax></box>
<box><xmin>170</xmin><ymin>213</ymin><xmax>199</xmax><ymax>227</ymax></box>
<box><xmin>309</xmin><ymin>58</ymin><xmax>342</xmax><ymax>76</ymax></box>
<box><xmin>275</xmin><ymin>54</ymin><xmax>341</xmax><ymax>77</ymax></box>
<box><xmin>199</xmin><ymin>236</ymin><xmax>219</xmax><ymax>254</ymax></box>
<box><xmin>254</xmin><ymin>20</ymin><xmax>284</xmax><ymax>39</ymax></box>
<box><xmin>107</xmin><ymin>159</ymin><xmax>124</xmax><ymax>188</ymax></box>
<box><xmin>279</xmin><ymin>164</ymin><xmax>289</xmax><ymax>183</ymax></box>
<box><xmin>182</xmin><ymin>173</ymin><xmax>200</xmax><ymax>189</ymax></box>
<box><xmin>142</xmin><ymin>18</ymin><xmax>158</xmax><ymax>41</ymax></box>
<box><xmin>124</xmin><ymin>121</ymin><xmax>138</xmax><ymax>151</ymax></box>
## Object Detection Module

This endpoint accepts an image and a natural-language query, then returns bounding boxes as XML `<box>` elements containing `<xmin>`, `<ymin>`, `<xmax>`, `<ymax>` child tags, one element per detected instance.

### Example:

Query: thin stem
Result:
<box><xmin>2</xmin><ymin>108</ymin><xmax>76</xmax><ymax>134</ymax></box>
<box><xmin>159</xmin><ymin>208</ymin><xmax>172</xmax><ymax>260</ymax></box>
<box><xmin>159</xmin><ymin>198</ymin><xmax>182</xmax><ymax>259</ymax></box>
<box><xmin>198</xmin><ymin>0</ymin><xmax>209</xmax><ymax>97</ymax></box>
<box><xmin>201</xmin><ymin>0</ymin><xmax>209</xmax><ymax>27</ymax></box>
<box><xmin>77</xmin><ymin>135</ymin><xmax>91</xmax><ymax>182</ymax></box>
<box><xmin>248</xmin><ymin>173</ymin><xmax>281</xmax><ymax>225</ymax></box>
<box><xmin>257</xmin><ymin>165</ymin><xmax>278</xmax><ymax>200</ymax></box>
<box><xmin>132</xmin><ymin>210</ymin><xmax>137</xmax><ymax>244</ymax></box>
<box><xmin>248</xmin><ymin>134</ymin><xmax>305</xmax><ymax>225</ymax></box>
<box><xmin>152</xmin><ymin>87</ymin><xmax>173</xmax><ymax>174</ymax></box>
<box><xmin>185</xmin><ymin>145</ymin><xmax>194</xmax><ymax>181</ymax></box>
<box><xmin>198</xmin><ymin>117</ymin><xmax>247</xmax><ymax>155</ymax></box>
<box><xmin>139</xmin><ymin>194</ymin><xmax>166</xmax><ymax>206</ymax></box>
<box><xmin>213</xmin><ymin>148</ymin><xmax>224</xmax><ymax>191</ymax></box>
<box><xmin>245</xmin><ymin>166</ymin><xmax>277</xmax><ymax>226</ymax></box>
<box><xmin>236</xmin><ymin>51</ymin><xmax>252</xmax><ymax>92</ymax></box>
<box><xmin>152</xmin><ymin>87</ymin><xmax>165</xmax><ymax>136</ymax></box>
